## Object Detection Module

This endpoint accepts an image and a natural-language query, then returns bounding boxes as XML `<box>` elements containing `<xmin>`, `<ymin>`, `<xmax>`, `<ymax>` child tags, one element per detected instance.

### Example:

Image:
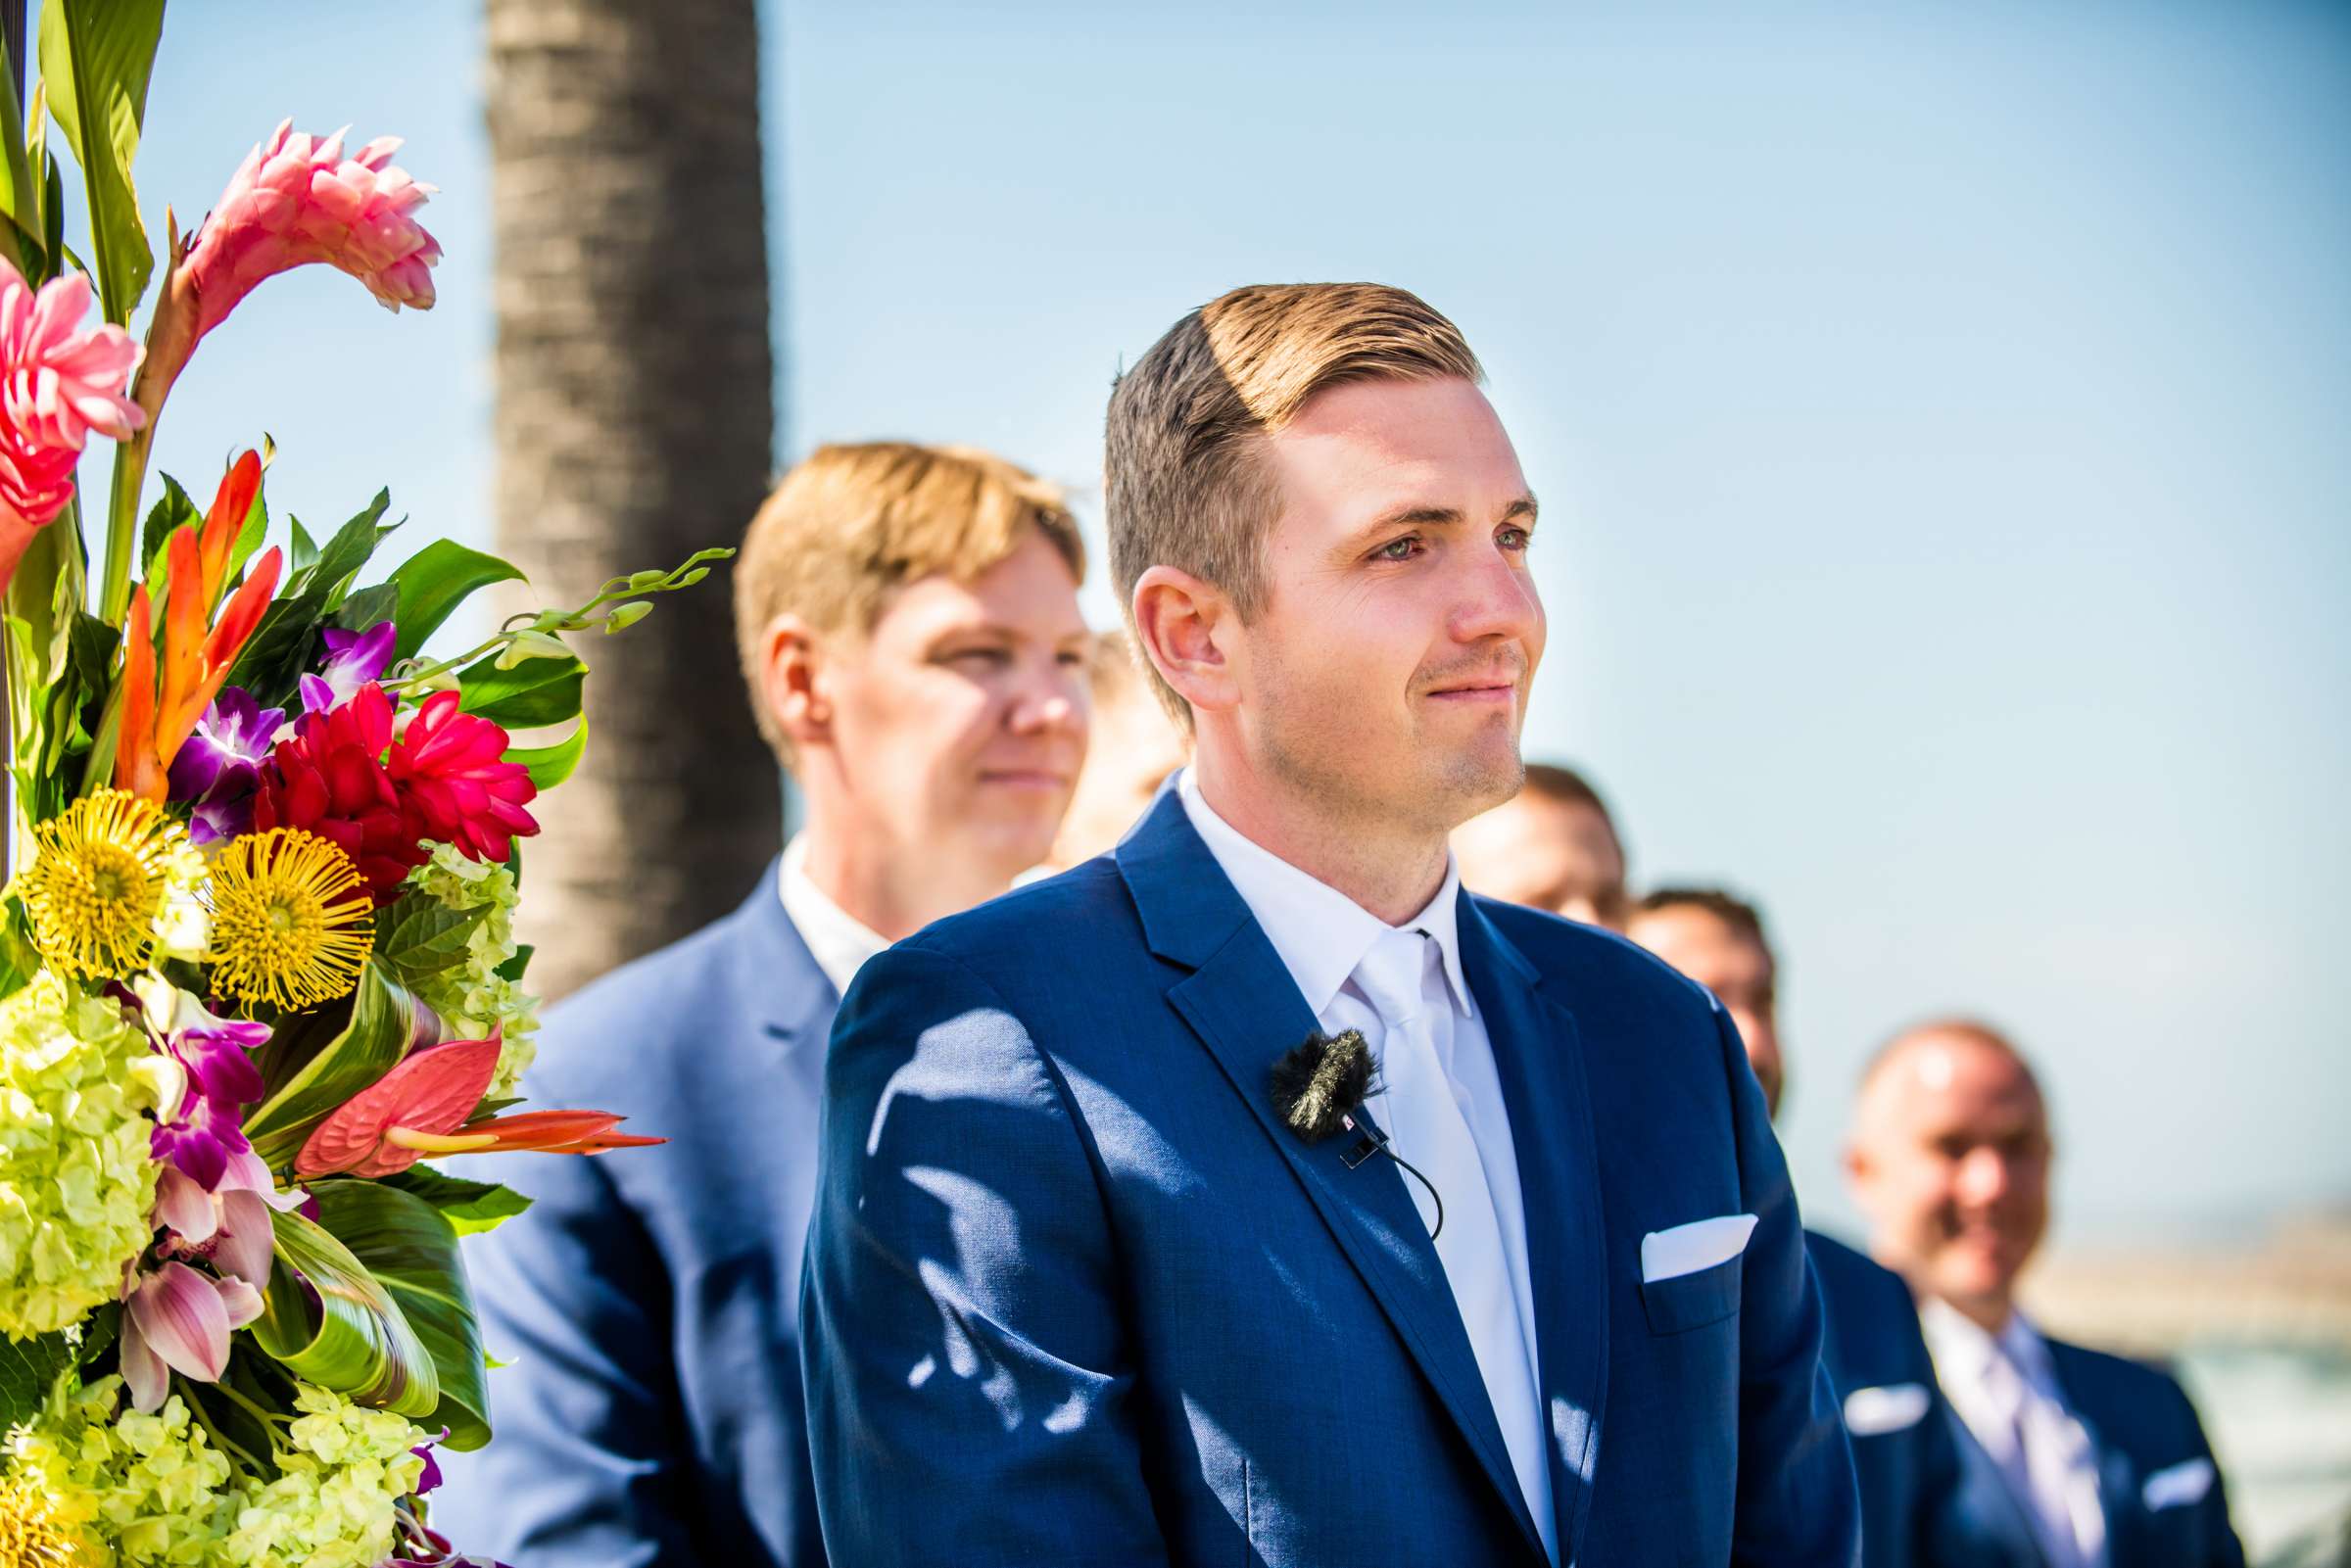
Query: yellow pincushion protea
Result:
<box><xmin>204</xmin><ymin>829</ymin><xmax>375</xmax><ymax>1011</ymax></box>
<box><xmin>0</xmin><ymin>1467</ymin><xmax>81</xmax><ymax>1566</ymax></box>
<box><xmin>17</xmin><ymin>789</ymin><xmax>204</xmax><ymax>983</ymax></box>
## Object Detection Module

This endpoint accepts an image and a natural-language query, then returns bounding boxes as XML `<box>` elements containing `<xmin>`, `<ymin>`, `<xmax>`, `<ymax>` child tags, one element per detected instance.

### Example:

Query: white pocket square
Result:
<box><xmin>1641</xmin><ymin>1213</ymin><xmax>1758</xmax><ymax>1283</ymax></box>
<box><xmin>1843</xmin><ymin>1382</ymin><xmax>1932</xmax><ymax>1437</ymax></box>
<box><xmin>2142</xmin><ymin>1456</ymin><xmax>2215</xmax><ymax>1511</ymax></box>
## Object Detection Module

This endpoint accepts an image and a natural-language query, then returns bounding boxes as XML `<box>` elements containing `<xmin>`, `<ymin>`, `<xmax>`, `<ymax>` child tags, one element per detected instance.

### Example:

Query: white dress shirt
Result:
<box><xmin>1178</xmin><ymin>770</ymin><xmax>1556</xmax><ymax>1561</ymax></box>
<box><xmin>1922</xmin><ymin>1299</ymin><xmax>2108</xmax><ymax>1568</ymax></box>
<box><xmin>777</xmin><ymin>834</ymin><xmax>892</xmax><ymax>999</ymax></box>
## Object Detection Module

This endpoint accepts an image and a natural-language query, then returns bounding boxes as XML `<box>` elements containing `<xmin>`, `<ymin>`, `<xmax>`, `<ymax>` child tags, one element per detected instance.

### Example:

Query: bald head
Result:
<box><xmin>1846</xmin><ymin>1020</ymin><xmax>2052</xmax><ymax>1331</ymax></box>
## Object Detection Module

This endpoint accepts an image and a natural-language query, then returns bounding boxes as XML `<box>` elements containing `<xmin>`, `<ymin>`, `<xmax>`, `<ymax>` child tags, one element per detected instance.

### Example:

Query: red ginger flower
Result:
<box><xmin>386</xmin><ymin>689</ymin><xmax>539</xmax><ymax>865</ymax></box>
<box><xmin>253</xmin><ymin>682</ymin><xmax>425</xmax><ymax>897</ymax></box>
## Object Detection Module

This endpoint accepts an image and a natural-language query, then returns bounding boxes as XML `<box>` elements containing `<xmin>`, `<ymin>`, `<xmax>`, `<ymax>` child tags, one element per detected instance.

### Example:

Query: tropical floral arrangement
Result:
<box><xmin>0</xmin><ymin>12</ymin><xmax>715</xmax><ymax>1565</ymax></box>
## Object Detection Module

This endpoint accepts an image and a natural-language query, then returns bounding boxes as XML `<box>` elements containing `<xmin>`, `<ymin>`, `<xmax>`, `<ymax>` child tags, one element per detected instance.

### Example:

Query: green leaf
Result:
<box><xmin>310</xmin><ymin>1178</ymin><xmax>492</xmax><ymax>1449</ymax></box>
<box><xmin>255</xmin><ymin>1202</ymin><xmax>440</xmax><ymax>1421</ymax></box>
<box><xmin>244</xmin><ymin>962</ymin><xmax>446</xmax><ymax>1166</ymax></box>
<box><xmin>333</xmin><ymin>581</ymin><xmax>399</xmax><ymax>634</ymax></box>
<box><xmin>385</xmin><ymin>540</ymin><xmax>527</xmax><ymax>663</ymax></box>
<box><xmin>494</xmin><ymin>943</ymin><xmax>533</xmax><ymax>984</ymax></box>
<box><xmin>227</xmin><ymin>472</ymin><xmax>270</xmax><ymax>583</ymax></box>
<box><xmin>379</xmin><ymin>1166</ymin><xmax>535</xmax><ymax>1238</ymax></box>
<box><xmin>505</xmin><ymin>717</ymin><xmax>588</xmax><ymax>790</ymax></box>
<box><xmin>225</xmin><ymin>491</ymin><xmax>401</xmax><ymax>706</ymax></box>
<box><xmin>38</xmin><ymin>0</ymin><xmax>163</xmax><ymax>324</ymax></box>
<box><xmin>456</xmin><ymin>652</ymin><xmax>585</xmax><ymax>729</ymax></box>
<box><xmin>372</xmin><ymin>894</ymin><xmax>492</xmax><ymax>988</ymax></box>
<box><xmin>0</xmin><ymin>25</ymin><xmax>44</xmax><ymax>276</ymax></box>
<box><xmin>137</xmin><ymin>472</ymin><xmax>199</xmax><ymax>580</ymax></box>
<box><xmin>0</xmin><ymin>1325</ymin><xmax>79</xmax><ymax>1431</ymax></box>
<box><xmin>288</xmin><ymin>515</ymin><xmax>319</xmax><ymax>576</ymax></box>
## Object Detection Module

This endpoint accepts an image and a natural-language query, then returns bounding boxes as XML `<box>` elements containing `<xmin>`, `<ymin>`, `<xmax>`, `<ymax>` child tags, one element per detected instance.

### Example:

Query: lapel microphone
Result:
<box><xmin>1269</xmin><ymin>1029</ymin><xmax>1446</xmax><ymax>1241</ymax></box>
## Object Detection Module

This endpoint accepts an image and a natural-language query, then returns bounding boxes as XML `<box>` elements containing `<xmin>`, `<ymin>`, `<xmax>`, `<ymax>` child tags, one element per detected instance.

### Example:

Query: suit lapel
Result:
<box><xmin>1120</xmin><ymin>793</ymin><xmax>1547</xmax><ymax>1563</ymax></box>
<box><xmin>1459</xmin><ymin>896</ymin><xmax>1609</xmax><ymax>1567</ymax></box>
<box><xmin>1945</xmin><ymin>1409</ymin><xmax>2056</xmax><ymax>1568</ymax></box>
<box><xmin>729</xmin><ymin>860</ymin><xmax>840</xmax><ymax>1065</ymax></box>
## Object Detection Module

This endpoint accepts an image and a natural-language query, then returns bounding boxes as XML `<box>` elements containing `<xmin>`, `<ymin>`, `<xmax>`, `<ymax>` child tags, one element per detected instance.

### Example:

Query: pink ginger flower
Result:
<box><xmin>0</xmin><ymin>258</ymin><xmax>143</xmax><ymax>592</ymax></box>
<box><xmin>136</xmin><ymin>120</ymin><xmax>440</xmax><ymax>426</ymax></box>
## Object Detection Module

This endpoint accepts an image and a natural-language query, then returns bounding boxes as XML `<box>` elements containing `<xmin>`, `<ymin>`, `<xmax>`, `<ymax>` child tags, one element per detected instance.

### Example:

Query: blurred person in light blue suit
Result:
<box><xmin>801</xmin><ymin>283</ymin><xmax>1857</xmax><ymax>1567</ymax></box>
<box><xmin>1847</xmin><ymin>1021</ymin><xmax>2245</xmax><ymax>1568</ymax></box>
<box><xmin>1630</xmin><ymin>886</ymin><xmax>1973</xmax><ymax>1568</ymax></box>
<box><xmin>432</xmin><ymin>442</ymin><xmax>1092</xmax><ymax>1568</ymax></box>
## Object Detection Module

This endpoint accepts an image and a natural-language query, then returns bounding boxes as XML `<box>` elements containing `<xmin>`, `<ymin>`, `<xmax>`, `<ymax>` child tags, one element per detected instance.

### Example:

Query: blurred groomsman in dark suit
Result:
<box><xmin>1452</xmin><ymin>761</ymin><xmax>1630</xmax><ymax>929</ymax></box>
<box><xmin>1629</xmin><ymin>887</ymin><xmax>1971</xmax><ymax>1568</ymax></box>
<box><xmin>1847</xmin><ymin>1021</ymin><xmax>2246</xmax><ymax>1568</ymax></box>
<box><xmin>434</xmin><ymin>443</ymin><xmax>1093</xmax><ymax>1567</ymax></box>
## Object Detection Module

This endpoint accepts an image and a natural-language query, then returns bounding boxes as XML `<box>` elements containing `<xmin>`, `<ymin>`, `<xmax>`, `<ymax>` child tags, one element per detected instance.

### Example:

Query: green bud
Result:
<box><xmin>679</xmin><ymin>567</ymin><xmax>709</xmax><ymax>587</ymax></box>
<box><xmin>493</xmin><ymin>630</ymin><xmax>575</xmax><ymax>669</ymax></box>
<box><xmin>604</xmin><ymin>600</ymin><xmax>654</xmax><ymax>634</ymax></box>
<box><xmin>627</xmin><ymin>569</ymin><xmax>668</xmax><ymax>591</ymax></box>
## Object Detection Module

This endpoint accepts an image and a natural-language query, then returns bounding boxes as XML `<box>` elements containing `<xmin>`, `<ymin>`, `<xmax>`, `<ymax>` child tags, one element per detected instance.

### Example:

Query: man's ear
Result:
<box><xmin>762</xmin><ymin>613</ymin><xmax>834</xmax><ymax>750</ymax></box>
<box><xmin>1131</xmin><ymin>565</ymin><xmax>1240</xmax><ymax>718</ymax></box>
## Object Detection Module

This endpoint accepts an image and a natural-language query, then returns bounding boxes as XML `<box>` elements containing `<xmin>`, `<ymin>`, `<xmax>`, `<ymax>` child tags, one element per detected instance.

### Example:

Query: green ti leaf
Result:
<box><xmin>37</xmin><ymin>0</ymin><xmax>162</xmax><ymax>323</ymax></box>
<box><xmin>256</xmin><ymin>1201</ymin><xmax>440</xmax><ymax>1421</ymax></box>
<box><xmin>456</xmin><ymin>652</ymin><xmax>585</xmax><ymax>729</ymax></box>
<box><xmin>504</xmin><ymin>716</ymin><xmax>587</xmax><ymax>790</ymax></box>
<box><xmin>384</xmin><ymin>539</ymin><xmax>526</xmax><ymax>663</ymax></box>
<box><xmin>244</xmin><ymin>961</ymin><xmax>447</xmax><ymax>1167</ymax></box>
<box><xmin>309</xmin><ymin>1177</ymin><xmax>493</xmax><ymax>1449</ymax></box>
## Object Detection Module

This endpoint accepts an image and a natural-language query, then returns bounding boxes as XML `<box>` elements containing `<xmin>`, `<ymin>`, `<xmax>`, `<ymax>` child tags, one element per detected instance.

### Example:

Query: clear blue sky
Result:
<box><xmin>130</xmin><ymin>0</ymin><xmax>2348</xmax><ymax>1247</ymax></box>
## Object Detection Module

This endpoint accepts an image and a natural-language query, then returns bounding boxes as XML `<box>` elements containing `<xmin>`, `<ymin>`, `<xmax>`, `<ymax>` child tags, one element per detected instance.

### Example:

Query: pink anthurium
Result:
<box><xmin>297</xmin><ymin>1036</ymin><xmax>665</xmax><ymax>1178</ymax></box>
<box><xmin>297</xmin><ymin>1037</ymin><xmax>504</xmax><ymax>1179</ymax></box>
<box><xmin>119</xmin><ymin>1259</ymin><xmax>264</xmax><ymax>1413</ymax></box>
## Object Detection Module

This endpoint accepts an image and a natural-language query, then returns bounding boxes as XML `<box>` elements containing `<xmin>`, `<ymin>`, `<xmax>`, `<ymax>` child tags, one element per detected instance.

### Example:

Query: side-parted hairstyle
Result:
<box><xmin>1105</xmin><ymin>282</ymin><xmax>1482</xmax><ymax>722</ymax></box>
<box><xmin>733</xmin><ymin>441</ymin><xmax>1084</xmax><ymax>765</ymax></box>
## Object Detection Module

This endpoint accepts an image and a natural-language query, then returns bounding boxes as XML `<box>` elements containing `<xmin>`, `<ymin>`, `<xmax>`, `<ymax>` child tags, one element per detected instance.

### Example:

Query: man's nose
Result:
<box><xmin>1954</xmin><ymin>1145</ymin><xmax>2011</xmax><ymax>1208</ymax></box>
<box><xmin>1448</xmin><ymin>538</ymin><xmax>1542</xmax><ymax>645</ymax></box>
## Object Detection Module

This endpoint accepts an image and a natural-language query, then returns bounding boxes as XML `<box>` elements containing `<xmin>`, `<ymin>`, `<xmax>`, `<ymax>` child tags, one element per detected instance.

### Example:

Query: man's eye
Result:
<box><xmin>1374</xmin><ymin>536</ymin><xmax>1420</xmax><ymax>562</ymax></box>
<box><xmin>1499</xmin><ymin>526</ymin><xmax>1531</xmax><ymax>551</ymax></box>
<box><xmin>944</xmin><ymin>647</ymin><xmax>1010</xmax><ymax>668</ymax></box>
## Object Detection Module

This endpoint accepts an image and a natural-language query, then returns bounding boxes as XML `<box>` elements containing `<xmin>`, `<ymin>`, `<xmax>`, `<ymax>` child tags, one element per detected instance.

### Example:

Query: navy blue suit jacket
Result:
<box><xmin>433</xmin><ymin>867</ymin><xmax>831</xmax><ymax>1568</ymax></box>
<box><xmin>1945</xmin><ymin>1334</ymin><xmax>2244</xmax><ymax>1568</ymax></box>
<box><xmin>1808</xmin><ymin>1231</ymin><xmax>1973</xmax><ymax>1568</ymax></box>
<box><xmin>802</xmin><ymin>793</ymin><xmax>1858</xmax><ymax>1566</ymax></box>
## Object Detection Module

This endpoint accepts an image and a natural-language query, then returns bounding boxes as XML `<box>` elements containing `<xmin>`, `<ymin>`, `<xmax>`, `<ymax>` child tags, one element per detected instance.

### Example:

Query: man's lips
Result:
<box><xmin>977</xmin><ymin>768</ymin><xmax>1073</xmax><ymax>789</ymax></box>
<box><xmin>1423</xmin><ymin>680</ymin><xmax>1519</xmax><ymax>704</ymax></box>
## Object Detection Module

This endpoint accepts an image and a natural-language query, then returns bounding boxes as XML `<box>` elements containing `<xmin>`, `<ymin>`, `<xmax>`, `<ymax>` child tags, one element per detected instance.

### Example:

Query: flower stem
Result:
<box><xmin>98</xmin><ymin>417</ymin><xmax>154</xmax><ymax>627</ymax></box>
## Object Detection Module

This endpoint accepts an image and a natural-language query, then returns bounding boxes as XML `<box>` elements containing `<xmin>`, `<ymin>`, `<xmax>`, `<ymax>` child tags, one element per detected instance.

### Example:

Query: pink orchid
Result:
<box><xmin>135</xmin><ymin>120</ymin><xmax>440</xmax><ymax>430</ymax></box>
<box><xmin>154</xmin><ymin>1144</ymin><xmax>305</xmax><ymax>1292</ymax></box>
<box><xmin>119</xmin><ymin>1259</ymin><xmax>264</xmax><ymax>1413</ymax></box>
<box><xmin>0</xmin><ymin>257</ymin><xmax>143</xmax><ymax>593</ymax></box>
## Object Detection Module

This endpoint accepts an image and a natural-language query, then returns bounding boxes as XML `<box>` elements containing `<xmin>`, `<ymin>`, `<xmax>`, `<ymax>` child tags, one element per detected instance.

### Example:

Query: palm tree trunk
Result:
<box><xmin>485</xmin><ymin>0</ymin><xmax>781</xmax><ymax>1000</ymax></box>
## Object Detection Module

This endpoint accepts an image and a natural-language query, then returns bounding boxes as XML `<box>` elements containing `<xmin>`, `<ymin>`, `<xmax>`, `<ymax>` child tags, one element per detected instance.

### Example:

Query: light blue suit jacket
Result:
<box><xmin>434</xmin><ymin>867</ymin><xmax>832</xmax><ymax>1567</ymax></box>
<box><xmin>801</xmin><ymin>792</ymin><xmax>1858</xmax><ymax>1566</ymax></box>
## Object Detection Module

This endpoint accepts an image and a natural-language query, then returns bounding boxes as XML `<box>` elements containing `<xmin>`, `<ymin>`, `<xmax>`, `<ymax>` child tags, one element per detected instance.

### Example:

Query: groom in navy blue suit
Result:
<box><xmin>803</xmin><ymin>283</ymin><xmax>1858</xmax><ymax>1565</ymax></box>
<box><xmin>433</xmin><ymin>443</ymin><xmax>1093</xmax><ymax>1566</ymax></box>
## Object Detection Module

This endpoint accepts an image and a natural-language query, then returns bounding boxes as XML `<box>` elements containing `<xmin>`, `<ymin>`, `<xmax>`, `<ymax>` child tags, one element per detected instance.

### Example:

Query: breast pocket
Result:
<box><xmin>1639</xmin><ymin>1252</ymin><xmax>1743</xmax><ymax>1335</ymax></box>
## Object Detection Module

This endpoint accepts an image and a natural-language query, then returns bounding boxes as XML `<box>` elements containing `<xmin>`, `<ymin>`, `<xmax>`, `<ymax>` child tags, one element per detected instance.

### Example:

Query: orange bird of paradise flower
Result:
<box><xmin>117</xmin><ymin>451</ymin><xmax>283</xmax><ymax>800</ymax></box>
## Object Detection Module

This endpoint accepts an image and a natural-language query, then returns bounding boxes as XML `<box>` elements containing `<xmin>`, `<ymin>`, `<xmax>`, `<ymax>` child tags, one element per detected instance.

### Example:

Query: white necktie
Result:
<box><xmin>1983</xmin><ymin>1347</ymin><xmax>2106</xmax><ymax>1568</ymax></box>
<box><xmin>1354</xmin><ymin>927</ymin><xmax>1556</xmax><ymax>1563</ymax></box>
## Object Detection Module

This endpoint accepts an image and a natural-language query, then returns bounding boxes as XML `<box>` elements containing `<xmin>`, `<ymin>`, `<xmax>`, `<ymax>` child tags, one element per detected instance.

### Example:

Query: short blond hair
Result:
<box><xmin>734</xmin><ymin>441</ymin><xmax>1083</xmax><ymax>762</ymax></box>
<box><xmin>1105</xmin><ymin>283</ymin><xmax>1482</xmax><ymax>721</ymax></box>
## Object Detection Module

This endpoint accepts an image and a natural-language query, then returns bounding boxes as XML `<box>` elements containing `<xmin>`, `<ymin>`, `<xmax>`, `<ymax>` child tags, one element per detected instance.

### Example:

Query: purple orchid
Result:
<box><xmin>149</xmin><ymin>1015</ymin><xmax>271</xmax><ymax>1190</ymax></box>
<box><xmin>117</xmin><ymin>1259</ymin><xmax>265</xmax><ymax>1413</ymax></box>
<box><xmin>167</xmin><ymin>686</ymin><xmax>286</xmax><ymax>844</ymax></box>
<box><xmin>301</xmin><ymin>620</ymin><xmax>398</xmax><ymax>715</ymax></box>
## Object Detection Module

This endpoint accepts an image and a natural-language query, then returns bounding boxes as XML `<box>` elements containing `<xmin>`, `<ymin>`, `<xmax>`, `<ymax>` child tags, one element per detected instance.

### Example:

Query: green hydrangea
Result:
<box><xmin>0</xmin><ymin>974</ymin><xmax>175</xmax><ymax>1338</ymax></box>
<box><xmin>9</xmin><ymin>1373</ymin><xmax>236</xmax><ymax>1563</ymax></box>
<box><xmin>215</xmin><ymin>1383</ymin><xmax>427</xmax><ymax>1568</ymax></box>
<box><xmin>406</xmin><ymin>844</ymin><xmax>540</xmax><ymax>1100</ymax></box>
<box><xmin>11</xmin><ymin>1374</ymin><xmax>428</xmax><ymax>1568</ymax></box>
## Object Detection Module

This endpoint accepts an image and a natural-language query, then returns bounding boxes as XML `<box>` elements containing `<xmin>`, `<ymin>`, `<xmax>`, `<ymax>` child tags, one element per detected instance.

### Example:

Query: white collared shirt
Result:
<box><xmin>1177</xmin><ymin>769</ymin><xmax>1550</xmax><ymax>1543</ymax></box>
<box><xmin>1922</xmin><ymin>1298</ymin><xmax>2108</xmax><ymax>1568</ymax></box>
<box><xmin>777</xmin><ymin>835</ymin><xmax>892</xmax><ymax>999</ymax></box>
